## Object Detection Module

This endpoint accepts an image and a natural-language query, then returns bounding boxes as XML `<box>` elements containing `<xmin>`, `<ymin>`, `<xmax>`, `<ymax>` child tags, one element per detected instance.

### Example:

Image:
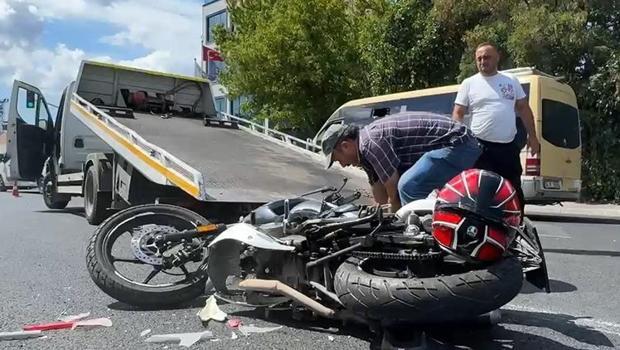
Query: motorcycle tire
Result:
<box><xmin>86</xmin><ymin>204</ymin><xmax>211</xmax><ymax>308</ymax></box>
<box><xmin>334</xmin><ymin>256</ymin><xmax>523</xmax><ymax>324</ymax></box>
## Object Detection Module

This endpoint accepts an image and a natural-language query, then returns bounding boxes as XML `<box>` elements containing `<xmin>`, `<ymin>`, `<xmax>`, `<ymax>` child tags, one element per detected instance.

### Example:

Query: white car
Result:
<box><xmin>0</xmin><ymin>156</ymin><xmax>39</xmax><ymax>192</ymax></box>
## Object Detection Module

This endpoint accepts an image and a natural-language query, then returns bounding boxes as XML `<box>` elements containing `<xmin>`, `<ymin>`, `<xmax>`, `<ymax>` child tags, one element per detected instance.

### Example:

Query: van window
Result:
<box><xmin>542</xmin><ymin>99</ymin><xmax>580</xmax><ymax>149</ymax></box>
<box><xmin>323</xmin><ymin>83</ymin><xmax>531</xmax><ymax>137</ymax></box>
<box><xmin>403</xmin><ymin>92</ymin><xmax>457</xmax><ymax>115</ymax></box>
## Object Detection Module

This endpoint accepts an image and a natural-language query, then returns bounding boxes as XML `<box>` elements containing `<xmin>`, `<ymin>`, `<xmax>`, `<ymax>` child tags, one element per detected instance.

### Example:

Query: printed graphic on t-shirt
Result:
<box><xmin>499</xmin><ymin>83</ymin><xmax>515</xmax><ymax>100</ymax></box>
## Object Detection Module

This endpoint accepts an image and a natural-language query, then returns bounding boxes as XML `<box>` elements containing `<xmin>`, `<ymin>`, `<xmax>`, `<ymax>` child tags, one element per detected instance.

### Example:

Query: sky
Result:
<box><xmin>0</xmin><ymin>0</ymin><xmax>205</xmax><ymax>113</ymax></box>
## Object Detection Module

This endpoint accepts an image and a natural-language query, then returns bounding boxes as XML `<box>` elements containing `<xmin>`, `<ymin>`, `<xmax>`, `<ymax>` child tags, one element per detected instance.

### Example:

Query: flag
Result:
<box><xmin>202</xmin><ymin>46</ymin><xmax>223</xmax><ymax>62</ymax></box>
<box><xmin>202</xmin><ymin>46</ymin><xmax>224</xmax><ymax>82</ymax></box>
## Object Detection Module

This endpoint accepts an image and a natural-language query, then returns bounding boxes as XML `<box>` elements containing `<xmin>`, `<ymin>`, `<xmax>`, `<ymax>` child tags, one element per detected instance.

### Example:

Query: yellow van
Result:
<box><xmin>314</xmin><ymin>67</ymin><xmax>582</xmax><ymax>204</ymax></box>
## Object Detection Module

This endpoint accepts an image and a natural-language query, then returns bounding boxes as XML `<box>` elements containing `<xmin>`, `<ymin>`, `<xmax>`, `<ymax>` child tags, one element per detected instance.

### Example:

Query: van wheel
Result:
<box><xmin>84</xmin><ymin>166</ymin><xmax>112</xmax><ymax>225</ymax></box>
<box><xmin>43</xmin><ymin>174</ymin><xmax>70</xmax><ymax>209</ymax></box>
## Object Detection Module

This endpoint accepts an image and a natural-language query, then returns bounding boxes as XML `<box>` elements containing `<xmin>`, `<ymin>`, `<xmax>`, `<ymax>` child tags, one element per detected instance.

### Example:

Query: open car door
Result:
<box><xmin>6</xmin><ymin>80</ymin><xmax>54</xmax><ymax>182</ymax></box>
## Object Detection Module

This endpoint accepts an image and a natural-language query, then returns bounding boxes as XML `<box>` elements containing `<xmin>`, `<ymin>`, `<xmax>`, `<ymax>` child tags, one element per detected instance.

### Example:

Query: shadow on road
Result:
<box><xmin>521</xmin><ymin>279</ymin><xmax>578</xmax><ymax>294</ymax></box>
<box><xmin>226</xmin><ymin>306</ymin><xmax>614</xmax><ymax>349</ymax></box>
<box><xmin>35</xmin><ymin>207</ymin><xmax>85</xmax><ymax>218</ymax></box>
<box><xmin>411</xmin><ymin>308</ymin><xmax>615</xmax><ymax>349</ymax></box>
<box><xmin>107</xmin><ymin>295</ymin><xmax>209</xmax><ymax>312</ymax></box>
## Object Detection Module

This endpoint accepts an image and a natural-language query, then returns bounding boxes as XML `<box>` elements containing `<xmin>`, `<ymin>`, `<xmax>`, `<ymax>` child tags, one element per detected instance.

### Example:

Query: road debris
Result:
<box><xmin>22</xmin><ymin>317</ymin><xmax>112</xmax><ymax>331</ymax></box>
<box><xmin>231</xmin><ymin>332</ymin><xmax>238</xmax><ymax>340</ymax></box>
<box><xmin>145</xmin><ymin>331</ymin><xmax>213</xmax><ymax>347</ymax></box>
<box><xmin>59</xmin><ymin>312</ymin><xmax>91</xmax><ymax>322</ymax></box>
<box><xmin>238</xmin><ymin>325</ymin><xmax>283</xmax><ymax>336</ymax></box>
<box><xmin>226</xmin><ymin>318</ymin><xmax>242</xmax><ymax>329</ymax></box>
<box><xmin>71</xmin><ymin>318</ymin><xmax>112</xmax><ymax>330</ymax></box>
<box><xmin>197</xmin><ymin>295</ymin><xmax>226</xmax><ymax>322</ymax></box>
<box><xmin>0</xmin><ymin>330</ymin><xmax>43</xmax><ymax>341</ymax></box>
<box><xmin>328</xmin><ymin>335</ymin><xmax>335</xmax><ymax>342</ymax></box>
<box><xmin>140</xmin><ymin>329</ymin><xmax>152</xmax><ymax>337</ymax></box>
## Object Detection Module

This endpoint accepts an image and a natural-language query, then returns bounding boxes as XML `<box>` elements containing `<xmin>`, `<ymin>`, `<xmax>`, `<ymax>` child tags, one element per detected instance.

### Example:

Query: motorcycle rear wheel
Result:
<box><xmin>86</xmin><ymin>204</ymin><xmax>212</xmax><ymax>308</ymax></box>
<box><xmin>334</xmin><ymin>256</ymin><xmax>523</xmax><ymax>324</ymax></box>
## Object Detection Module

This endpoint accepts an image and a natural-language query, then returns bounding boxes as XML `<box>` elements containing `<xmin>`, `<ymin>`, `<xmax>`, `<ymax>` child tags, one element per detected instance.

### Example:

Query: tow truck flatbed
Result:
<box><xmin>116</xmin><ymin>112</ymin><xmax>367</xmax><ymax>202</ymax></box>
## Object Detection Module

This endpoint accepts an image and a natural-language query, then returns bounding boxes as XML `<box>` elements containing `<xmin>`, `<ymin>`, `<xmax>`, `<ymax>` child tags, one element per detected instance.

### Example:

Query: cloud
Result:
<box><xmin>0</xmin><ymin>0</ymin><xmax>203</xmax><ymax>104</ymax></box>
<box><xmin>0</xmin><ymin>1</ymin><xmax>16</xmax><ymax>21</ymax></box>
<box><xmin>0</xmin><ymin>1</ymin><xmax>44</xmax><ymax>48</ymax></box>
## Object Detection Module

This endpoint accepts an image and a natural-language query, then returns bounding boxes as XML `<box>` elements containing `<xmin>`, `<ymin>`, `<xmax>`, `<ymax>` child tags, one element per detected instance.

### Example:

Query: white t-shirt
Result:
<box><xmin>454</xmin><ymin>72</ymin><xmax>526</xmax><ymax>143</ymax></box>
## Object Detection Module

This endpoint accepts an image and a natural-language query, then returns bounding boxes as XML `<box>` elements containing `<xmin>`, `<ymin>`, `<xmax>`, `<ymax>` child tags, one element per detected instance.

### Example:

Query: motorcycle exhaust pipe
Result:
<box><xmin>238</xmin><ymin>279</ymin><xmax>336</xmax><ymax>318</ymax></box>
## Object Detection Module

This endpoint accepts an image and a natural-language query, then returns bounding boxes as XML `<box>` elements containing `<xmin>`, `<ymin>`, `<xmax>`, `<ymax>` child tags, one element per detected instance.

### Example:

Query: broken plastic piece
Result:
<box><xmin>226</xmin><ymin>318</ymin><xmax>242</xmax><ymax>329</ymax></box>
<box><xmin>238</xmin><ymin>325</ymin><xmax>283</xmax><ymax>336</ymax></box>
<box><xmin>71</xmin><ymin>318</ymin><xmax>113</xmax><ymax>330</ymax></box>
<box><xmin>145</xmin><ymin>331</ymin><xmax>213</xmax><ymax>347</ymax></box>
<box><xmin>231</xmin><ymin>332</ymin><xmax>238</xmax><ymax>340</ymax></box>
<box><xmin>23</xmin><ymin>317</ymin><xmax>111</xmax><ymax>332</ymax></box>
<box><xmin>328</xmin><ymin>335</ymin><xmax>335</xmax><ymax>341</ymax></box>
<box><xmin>140</xmin><ymin>329</ymin><xmax>152</xmax><ymax>337</ymax></box>
<box><xmin>0</xmin><ymin>330</ymin><xmax>43</xmax><ymax>341</ymax></box>
<box><xmin>23</xmin><ymin>321</ymin><xmax>73</xmax><ymax>331</ymax></box>
<box><xmin>59</xmin><ymin>312</ymin><xmax>91</xmax><ymax>322</ymax></box>
<box><xmin>197</xmin><ymin>296</ymin><xmax>226</xmax><ymax>322</ymax></box>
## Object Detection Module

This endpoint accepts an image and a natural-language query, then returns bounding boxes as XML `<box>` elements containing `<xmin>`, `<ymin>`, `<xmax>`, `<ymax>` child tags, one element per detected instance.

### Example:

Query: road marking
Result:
<box><xmin>538</xmin><ymin>233</ymin><xmax>571</xmax><ymax>239</ymax></box>
<box><xmin>504</xmin><ymin>304</ymin><xmax>620</xmax><ymax>336</ymax></box>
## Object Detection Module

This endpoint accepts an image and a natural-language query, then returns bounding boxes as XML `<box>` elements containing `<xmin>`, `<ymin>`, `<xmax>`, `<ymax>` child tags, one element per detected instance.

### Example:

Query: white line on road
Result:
<box><xmin>538</xmin><ymin>233</ymin><xmax>572</xmax><ymax>239</ymax></box>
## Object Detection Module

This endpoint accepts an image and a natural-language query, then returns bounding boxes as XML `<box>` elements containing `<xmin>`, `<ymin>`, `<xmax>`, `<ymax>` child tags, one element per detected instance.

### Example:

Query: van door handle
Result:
<box><xmin>74</xmin><ymin>138</ymin><xmax>84</xmax><ymax>148</ymax></box>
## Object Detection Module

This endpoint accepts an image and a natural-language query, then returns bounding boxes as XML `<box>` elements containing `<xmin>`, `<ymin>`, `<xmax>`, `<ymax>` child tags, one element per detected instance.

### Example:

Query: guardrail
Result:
<box><xmin>219</xmin><ymin>112</ymin><xmax>322</xmax><ymax>153</ymax></box>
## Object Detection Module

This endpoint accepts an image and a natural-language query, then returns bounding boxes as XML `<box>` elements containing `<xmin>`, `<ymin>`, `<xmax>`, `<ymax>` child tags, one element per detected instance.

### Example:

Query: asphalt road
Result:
<box><xmin>0</xmin><ymin>191</ymin><xmax>619</xmax><ymax>349</ymax></box>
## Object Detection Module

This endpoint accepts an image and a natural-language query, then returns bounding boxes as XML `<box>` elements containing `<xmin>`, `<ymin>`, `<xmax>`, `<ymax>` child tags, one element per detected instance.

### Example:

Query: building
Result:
<box><xmin>200</xmin><ymin>0</ymin><xmax>247</xmax><ymax>117</ymax></box>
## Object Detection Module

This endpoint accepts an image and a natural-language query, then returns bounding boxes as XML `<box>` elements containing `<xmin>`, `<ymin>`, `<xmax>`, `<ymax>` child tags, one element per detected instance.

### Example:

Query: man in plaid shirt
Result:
<box><xmin>320</xmin><ymin>111</ymin><xmax>481</xmax><ymax>211</ymax></box>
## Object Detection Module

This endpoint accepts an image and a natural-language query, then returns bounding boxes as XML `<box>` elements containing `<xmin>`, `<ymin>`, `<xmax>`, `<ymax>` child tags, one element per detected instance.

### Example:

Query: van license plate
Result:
<box><xmin>543</xmin><ymin>180</ymin><xmax>561</xmax><ymax>190</ymax></box>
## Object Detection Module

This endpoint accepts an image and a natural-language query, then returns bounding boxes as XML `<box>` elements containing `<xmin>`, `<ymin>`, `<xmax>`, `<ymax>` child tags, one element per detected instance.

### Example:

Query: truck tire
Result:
<box><xmin>84</xmin><ymin>165</ymin><xmax>112</xmax><ymax>225</ymax></box>
<box><xmin>334</xmin><ymin>256</ymin><xmax>523</xmax><ymax>324</ymax></box>
<box><xmin>86</xmin><ymin>204</ymin><xmax>211</xmax><ymax>308</ymax></box>
<box><xmin>42</xmin><ymin>174</ymin><xmax>70</xmax><ymax>209</ymax></box>
<box><xmin>0</xmin><ymin>174</ymin><xmax>6</xmax><ymax>192</ymax></box>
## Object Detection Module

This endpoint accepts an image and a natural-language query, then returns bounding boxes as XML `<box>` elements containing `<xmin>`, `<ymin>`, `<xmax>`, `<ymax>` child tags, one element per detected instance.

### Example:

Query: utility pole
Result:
<box><xmin>0</xmin><ymin>98</ymin><xmax>8</xmax><ymax>131</ymax></box>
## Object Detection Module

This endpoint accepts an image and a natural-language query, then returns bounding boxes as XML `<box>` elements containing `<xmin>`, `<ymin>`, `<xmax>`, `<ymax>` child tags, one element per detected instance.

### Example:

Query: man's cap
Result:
<box><xmin>319</xmin><ymin>123</ymin><xmax>348</xmax><ymax>169</ymax></box>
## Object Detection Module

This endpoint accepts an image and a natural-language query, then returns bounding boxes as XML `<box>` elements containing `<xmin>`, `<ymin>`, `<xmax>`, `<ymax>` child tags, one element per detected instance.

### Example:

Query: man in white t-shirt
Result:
<box><xmin>452</xmin><ymin>42</ymin><xmax>540</xmax><ymax>211</ymax></box>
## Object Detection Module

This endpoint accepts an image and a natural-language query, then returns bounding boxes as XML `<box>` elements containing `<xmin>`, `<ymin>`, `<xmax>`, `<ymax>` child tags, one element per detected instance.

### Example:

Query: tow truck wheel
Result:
<box><xmin>42</xmin><ymin>174</ymin><xmax>69</xmax><ymax>210</ymax></box>
<box><xmin>84</xmin><ymin>166</ymin><xmax>112</xmax><ymax>225</ymax></box>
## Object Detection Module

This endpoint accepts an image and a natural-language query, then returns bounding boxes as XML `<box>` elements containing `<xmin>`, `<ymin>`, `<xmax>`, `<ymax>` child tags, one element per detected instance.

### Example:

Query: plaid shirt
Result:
<box><xmin>358</xmin><ymin>112</ymin><xmax>474</xmax><ymax>184</ymax></box>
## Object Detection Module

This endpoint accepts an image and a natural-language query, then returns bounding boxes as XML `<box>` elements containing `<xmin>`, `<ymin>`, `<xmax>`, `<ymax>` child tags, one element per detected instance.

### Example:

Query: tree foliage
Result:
<box><xmin>216</xmin><ymin>0</ymin><xmax>620</xmax><ymax>202</ymax></box>
<box><xmin>215</xmin><ymin>0</ymin><xmax>368</xmax><ymax>136</ymax></box>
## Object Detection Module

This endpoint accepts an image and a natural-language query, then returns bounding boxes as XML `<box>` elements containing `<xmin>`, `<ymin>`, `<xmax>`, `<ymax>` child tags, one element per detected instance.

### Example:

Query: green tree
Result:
<box><xmin>215</xmin><ymin>0</ymin><xmax>368</xmax><ymax>137</ymax></box>
<box><xmin>218</xmin><ymin>0</ymin><xmax>620</xmax><ymax>201</ymax></box>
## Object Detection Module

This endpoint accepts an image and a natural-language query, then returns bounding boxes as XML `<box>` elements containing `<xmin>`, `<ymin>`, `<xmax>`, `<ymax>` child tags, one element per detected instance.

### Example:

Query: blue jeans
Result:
<box><xmin>398</xmin><ymin>140</ymin><xmax>481</xmax><ymax>204</ymax></box>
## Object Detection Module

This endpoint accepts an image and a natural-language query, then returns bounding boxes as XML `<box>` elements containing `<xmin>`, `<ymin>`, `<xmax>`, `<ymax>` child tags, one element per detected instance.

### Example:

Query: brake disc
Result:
<box><xmin>129</xmin><ymin>225</ymin><xmax>179</xmax><ymax>265</ymax></box>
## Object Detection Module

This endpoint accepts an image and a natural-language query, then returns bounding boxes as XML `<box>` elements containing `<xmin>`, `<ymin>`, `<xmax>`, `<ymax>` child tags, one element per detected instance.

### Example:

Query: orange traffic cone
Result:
<box><xmin>11</xmin><ymin>182</ymin><xmax>19</xmax><ymax>197</ymax></box>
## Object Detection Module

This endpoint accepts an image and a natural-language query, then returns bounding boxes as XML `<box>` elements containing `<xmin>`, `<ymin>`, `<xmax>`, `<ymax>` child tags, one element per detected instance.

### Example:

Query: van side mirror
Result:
<box><xmin>38</xmin><ymin>119</ymin><xmax>48</xmax><ymax>130</ymax></box>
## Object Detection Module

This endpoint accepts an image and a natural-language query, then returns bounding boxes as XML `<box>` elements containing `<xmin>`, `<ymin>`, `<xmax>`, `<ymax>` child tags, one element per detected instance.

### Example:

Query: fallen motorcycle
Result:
<box><xmin>87</xmin><ymin>169</ymin><xmax>549</xmax><ymax>343</ymax></box>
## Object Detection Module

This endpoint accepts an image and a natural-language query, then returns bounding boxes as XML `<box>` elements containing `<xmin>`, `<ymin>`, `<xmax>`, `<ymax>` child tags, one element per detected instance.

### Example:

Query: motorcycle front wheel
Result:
<box><xmin>86</xmin><ymin>204</ymin><xmax>212</xmax><ymax>308</ymax></box>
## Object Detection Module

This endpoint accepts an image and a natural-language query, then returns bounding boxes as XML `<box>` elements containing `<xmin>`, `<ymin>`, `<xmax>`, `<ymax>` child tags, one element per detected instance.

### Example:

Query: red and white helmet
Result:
<box><xmin>431</xmin><ymin>169</ymin><xmax>521</xmax><ymax>262</ymax></box>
